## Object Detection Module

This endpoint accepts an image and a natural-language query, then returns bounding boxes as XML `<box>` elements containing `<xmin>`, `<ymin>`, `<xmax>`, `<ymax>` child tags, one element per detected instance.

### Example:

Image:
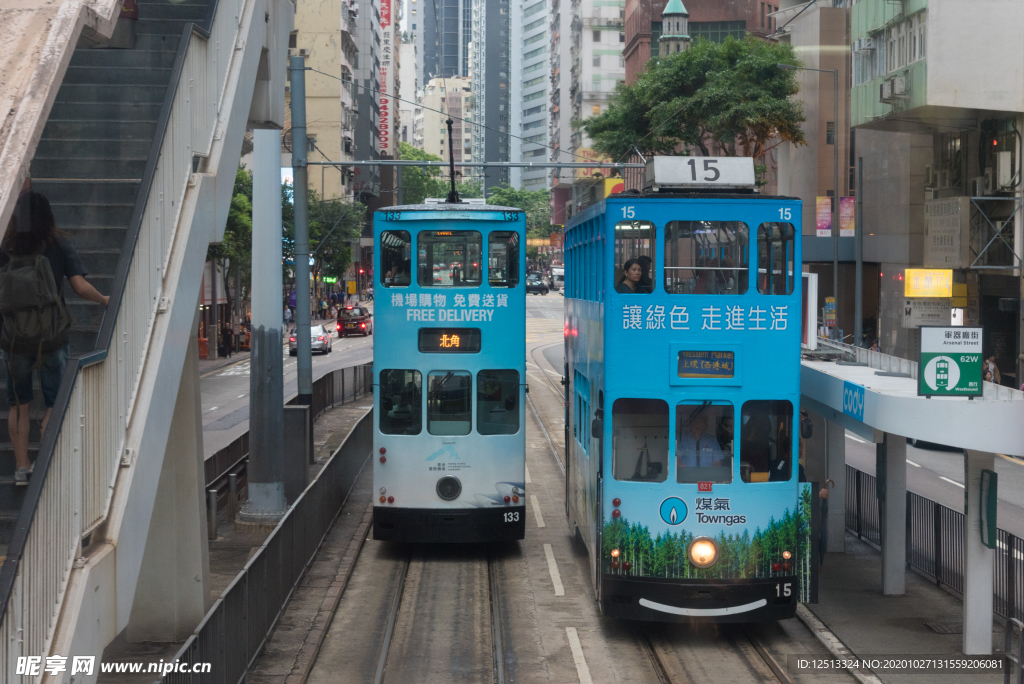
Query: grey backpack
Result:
<box><xmin>0</xmin><ymin>252</ymin><xmax>73</xmax><ymax>356</ymax></box>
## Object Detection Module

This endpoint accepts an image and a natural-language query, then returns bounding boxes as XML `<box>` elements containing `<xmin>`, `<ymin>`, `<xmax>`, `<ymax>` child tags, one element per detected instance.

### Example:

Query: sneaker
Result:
<box><xmin>14</xmin><ymin>468</ymin><xmax>29</xmax><ymax>486</ymax></box>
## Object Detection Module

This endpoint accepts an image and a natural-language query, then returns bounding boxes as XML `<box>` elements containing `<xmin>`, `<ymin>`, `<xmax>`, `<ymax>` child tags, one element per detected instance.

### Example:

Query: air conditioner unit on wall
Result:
<box><xmin>925</xmin><ymin>188</ymin><xmax>939</xmax><ymax>200</ymax></box>
<box><xmin>984</xmin><ymin>167</ymin><xmax>995</xmax><ymax>194</ymax></box>
<box><xmin>893</xmin><ymin>76</ymin><xmax>907</xmax><ymax>96</ymax></box>
<box><xmin>924</xmin><ymin>164</ymin><xmax>935</xmax><ymax>187</ymax></box>
<box><xmin>880</xmin><ymin>79</ymin><xmax>893</xmax><ymax>103</ymax></box>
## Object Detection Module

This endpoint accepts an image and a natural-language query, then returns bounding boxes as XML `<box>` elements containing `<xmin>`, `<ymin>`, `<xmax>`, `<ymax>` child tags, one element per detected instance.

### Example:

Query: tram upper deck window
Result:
<box><xmin>488</xmin><ymin>231</ymin><xmax>520</xmax><ymax>288</ymax></box>
<box><xmin>427</xmin><ymin>371</ymin><xmax>472</xmax><ymax>435</ymax></box>
<box><xmin>477</xmin><ymin>370</ymin><xmax>519</xmax><ymax>434</ymax></box>
<box><xmin>418</xmin><ymin>230</ymin><xmax>483</xmax><ymax>287</ymax></box>
<box><xmin>379</xmin><ymin>369</ymin><xmax>422</xmax><ymax>435</ymax></box>
<box><xmin>613</xmin><ymin>221</ymin><xmax>655</xmax><ymax>294</ymax></box>
<box><xmin>664</xmin><ymin>221</ymin><xmax>748</xmax><ymax>295</ymax></box>
<box><xmin>676</xmin><ymin>403</ymin><xmax>733</xmax><ymax>484</ymax></box>
<box><xmin>757</xmin><ymin>223</ymin><xmax>795</xmax><ymax>295</ymax></box>
<box><xmin>381</xmin><ymin>231</ymin><xmax>412</xmax><ymax>287</ymax></box>
<box><xmin>611</xmin><ymin>398</ymin><xmax>668</xmax><ymax>482</ymax></box>
<box><xmin>740</xmin><ymin>400</ymin><xmax>793</xmax><ymax>483</ymax></box>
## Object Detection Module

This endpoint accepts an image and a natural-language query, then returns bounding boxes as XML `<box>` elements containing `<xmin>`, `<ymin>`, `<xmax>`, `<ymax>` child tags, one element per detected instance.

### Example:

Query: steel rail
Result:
<box><xmin>489</xmin><ymin>552</ymin><xmax>507</xmax><ymax>684</ymax></box>
<box><xmin>373</xmin><ymin>555</ymin><xmax>412</xmax><ymax>684</ymax></box>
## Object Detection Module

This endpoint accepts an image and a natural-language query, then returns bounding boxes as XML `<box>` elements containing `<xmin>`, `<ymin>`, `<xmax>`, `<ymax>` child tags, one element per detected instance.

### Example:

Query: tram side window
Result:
<box><xmin>757</xmin><ymin>223</ymin><xmax>795</xmax><ymax>295</ymax></box>
<box><xmin>477</xmin><ymin>370</ymin><xmax>519</xmax><ymax>435</ymax></box>
<box><xmin>488</xmin><ymin>231</ymin><xmax>520</xmax><ymax>288</ymax></box>
<box><xmin>613</xmin><ymin>220</ymin><xmax>655</xmax><ymax>294</ymax></box>
<box><xmin>427</xmin><ymin>371</ymin><xmax>472</xmax><ymax>435</ymax></box>
<box><xmin>612</xmin><ymin>398</ymin><xmax>668</xmax><ymax>482</ymax></box>
<box><xmin>740</xmin><ymin>400</ymin><xmax>794</xmax><ymax>483</ymax></box>
<box><xmin>418</xmin><ymin>230</ymin><xmax>483</xmax><ymax>287</ymax></box>
<box><xmin>664</xmin><ymin>221</ymin><xmax>749</xmax><ymax>295</ymax></box>
<box><xmin>379</xmin><ymin>369</ymin><xmax>422</xmax><ymax>435</ymax></box>
<box><xmin>381</xmin><ymin>231</ymin><xmax>412</xmax><ymax>287</ymax></box>
<box><xmin>676</xmin><ymin>403</ymin><xmax>733</xmax><ymax>484</ymax></box>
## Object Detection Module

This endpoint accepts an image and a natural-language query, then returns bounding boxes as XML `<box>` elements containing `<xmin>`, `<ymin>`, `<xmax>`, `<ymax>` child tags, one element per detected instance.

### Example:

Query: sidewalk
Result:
<box><xmin>807</xmin><ymin>532</ymin><xmax>1002</xmax><ymax>683</ymax></box>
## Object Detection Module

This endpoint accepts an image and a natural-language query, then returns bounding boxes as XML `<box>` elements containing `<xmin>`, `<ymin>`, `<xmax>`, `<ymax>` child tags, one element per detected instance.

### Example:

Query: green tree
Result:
<box><xmin>487</xmin><ymin>185</ymin><xmax>551</xmax><ymax>236</ymax></box>
<box><xmin>582</xmin><ymin>36</ymin><xmax>806</xmax><ymax>161</ymax></box>
<box><xmin>207</xmin><ymin>167</ymin><xmax>254</xmax><ymax>319</ymax></box>
<box><xmin>398</xmin><ymin>142</ymin><xmax>447</xmax><ymax>204</ymax></box>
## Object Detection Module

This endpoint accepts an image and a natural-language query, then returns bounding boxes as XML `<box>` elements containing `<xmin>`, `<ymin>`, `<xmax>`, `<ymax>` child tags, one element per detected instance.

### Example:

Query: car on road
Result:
<box><xmin>526</xmin><ymin>275</ymin><xmax>549</xmax><ymax>295</ymax></box>
<box><xmin>338</xmin><ymin>305</ymin><xmax>373</xmax><ymax>337</ymax></box>
<box><xmin>289</xmin><ymin>323</ymin><xmax>333</xmax><ymax>356</ymax></box>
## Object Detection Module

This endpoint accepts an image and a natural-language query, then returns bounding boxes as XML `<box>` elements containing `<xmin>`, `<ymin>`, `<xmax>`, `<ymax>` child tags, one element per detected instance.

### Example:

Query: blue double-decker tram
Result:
<box><xmin>372</xmin><ymin>203</ymin><xmax>527</xmax><ymax>543</ymax></box>
<box><xmin>565</xmin><ymin>157</ymin><xmax>817</xmax><ymax>622</ymax></box>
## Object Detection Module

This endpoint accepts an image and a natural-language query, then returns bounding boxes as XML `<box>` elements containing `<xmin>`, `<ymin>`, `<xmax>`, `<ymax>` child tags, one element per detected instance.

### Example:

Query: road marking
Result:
<box><xmin>205</xmin><ymin>406</ymin><xmax>218</xmax><ymax>412</ymax></box>
<box><xmin>847</xmin><ymin>434</ymin><xmax>869</xmax><ymax>444</ymax></box>
<box><xmin>530</xmin><ymin>494</ymin><xmax>546</xmax><ymax>528</ymax></box>
<box><xmin>907</xmin><ymin>460</ymin><xmax>921</xmax><ymax>467</ymax></box>
<box><xmin>543</xmin><ymin>544</ymin><xmax>565</xmax><ymax>596</ymax></box>
<box><xmin>525</xmin><ymin>464</ymin><xmax>532</xmax><ymax>484</ymax></box>
<box><xmin>565</xmin><ymin>628</ymin><xmax>593</xmax><ymax>684</ymax></box>
<box><xmin>940</xmin><ymin>476</ymin><xmax>965</xmax><ymax>488</ymax></box>
<box><xmin>237</xmin><ymin>394</ymin><xmax>246</xmax><ymax>398</ymax></box>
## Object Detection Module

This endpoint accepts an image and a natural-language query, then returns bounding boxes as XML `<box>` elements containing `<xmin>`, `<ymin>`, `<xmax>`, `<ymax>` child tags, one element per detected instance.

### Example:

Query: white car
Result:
<box><xmin>289</xmin><ymin>324</ymin><xmax>333</xmax><ymax>355</ymax></box>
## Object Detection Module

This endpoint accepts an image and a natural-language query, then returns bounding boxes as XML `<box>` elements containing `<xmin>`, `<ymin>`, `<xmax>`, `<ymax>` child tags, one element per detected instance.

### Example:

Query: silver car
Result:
<box><xmin>289</xmin><ymin>324</ymin><xmax>333</xmax><ymax>356</ymax></box>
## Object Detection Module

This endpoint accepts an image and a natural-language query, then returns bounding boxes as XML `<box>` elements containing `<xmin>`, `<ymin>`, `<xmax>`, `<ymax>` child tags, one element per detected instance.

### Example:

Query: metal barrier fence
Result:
<box><xmin>846</xmin><ymin>464</ymin><xmax>1020</xmax><ymax>623</ymax></box>
<box><xmin>167</xmin><ymin>409</ymin><xmax>374</xmax><ymax>684</ymax></box>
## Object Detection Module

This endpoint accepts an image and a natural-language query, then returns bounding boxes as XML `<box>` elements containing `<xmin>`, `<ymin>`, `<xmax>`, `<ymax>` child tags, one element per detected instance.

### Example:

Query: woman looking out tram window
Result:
<box><xmin>615</xmin><ymin>259</ymin><xmax>648</xmax><ymax>293</ymax></box>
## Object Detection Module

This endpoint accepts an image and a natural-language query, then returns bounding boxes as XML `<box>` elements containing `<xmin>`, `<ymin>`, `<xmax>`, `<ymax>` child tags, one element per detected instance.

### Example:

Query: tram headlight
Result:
<box><xmin>610</xmin><ymin>548</ymin><xmax>620</xmax><ymax>558</ymax></box>
<box><xmin>688</xmin><ymin>537</ymin><xmax>718</xmax><ymax>569</ymax></box>
<box><xmin>436</xmin><ymin>476</ymin><xmax>462</xmax><ymax>501</ymax></box>
<box><xmin>782</xmin><ymin>550</ymin><xmax>792</xmax><ymax>560</ymax></box>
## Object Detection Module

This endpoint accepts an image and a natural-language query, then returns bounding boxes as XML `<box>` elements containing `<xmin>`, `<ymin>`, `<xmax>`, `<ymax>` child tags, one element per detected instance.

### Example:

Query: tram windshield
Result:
<box><xmin>611</xmin><ymin>398</ymin><xmax>668</xmax><ymax>482</ymax></box>
<box><xmin>664</xmin><ymin>221</ymin><xmax>748</xmax><ymax>295</ymax></box>
<box><xmin>380</xmin><ymin>231</ymin><xmax>412</xmax><ymax>287</ymax></box>
<box><xmin>613</xmin><ymin>221</ymin><xmax>655</xmax><ymax>294</ymax></box>
<box><xmin>740</xmin><ymin>400</ymin><xmax>794</xmax><ymax>483</ymax></box>
<box><xmin>427</xmin><ymin>371</ymin><xmax>472</xmax><ymax>435</ymax></box>
<box><xmin>418</xmin><ymin>230</ymin><xmax>483</xmax><ymax>287</ymax></box>
<box><xmin>477</xmin><ymin>370</ymin><xmax>519</xmax><ymax>434</ymax></box>
<box><xmin>757</xmin><ymin>223</ymin><xmax>796</xmax><ymax>295</ymax></box>
<box><xmin>488</xmin><ymin>232</ymin><xmax>520</xmax><ymax>288</ymax></box>
<box><xmin>379</xmin><ymin>369</ymin><xmax>422</xmax><ymax>435</ymax></box>
<box><xmin>675</xmin><ymin>403</ymin><xmax>733</xmax><ymax>484</ymax></box>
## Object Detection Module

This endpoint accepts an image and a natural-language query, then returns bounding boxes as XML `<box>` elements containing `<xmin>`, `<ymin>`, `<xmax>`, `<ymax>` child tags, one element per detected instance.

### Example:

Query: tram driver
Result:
<box><xmin>676</xmin><ymin>411</ymin><xmax>727</xmax><ymax>469</ymax></box>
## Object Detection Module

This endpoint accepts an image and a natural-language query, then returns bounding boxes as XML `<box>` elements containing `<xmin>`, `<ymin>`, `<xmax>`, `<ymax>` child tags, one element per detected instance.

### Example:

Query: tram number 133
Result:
<box><xmin>503</xmin><ymin>511</ymin><xmax>520</xmax><ymax>523</ymax></box>
<box><xmin>775</xmin><ymin>582</ymin><xmax>793</xmax><ymax>597</ymax></box>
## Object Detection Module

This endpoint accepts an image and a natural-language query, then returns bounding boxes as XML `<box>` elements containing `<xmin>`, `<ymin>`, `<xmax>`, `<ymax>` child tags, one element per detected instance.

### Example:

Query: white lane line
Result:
<box><xmin>525</xmin><ymin>464</ymin><xmax>532</xmax><ymax>484</ymax></box>
<box><xmin>847</xmin><ymin>434</ymin><xmax>869</xmax><ymax>444</ymax></box>
<box><xmin>565</xmin><ymin>628</ymin><xmax>594</xmax><ymax>684</ymax></box>
<box><xmin>940</xmin><ymin>476</ymin><xmax>965</xmax><ymax>488</ymax></box>
<box><xmin>205</xmin><ymin>406</ymin><xmax>218</xmax><ymax>412</ymax></box>
<box><xmin>543</xmin><ymin>544</ymin><xmax>565</xmax><ymax>596</ymax></box>
<box><xmin>237</xmin><ymin>394</ymin><xmax>246</xmax><ymax>398</ymax></box>
<box><xmin>907</xmin><ymin>460</ymin><xmax>921</xmax><ymax>467</ymax></box>
<box><xmin>530</xmin><ymin>494</ymin><xmax>546</xmax><ymax>528</ymax></box>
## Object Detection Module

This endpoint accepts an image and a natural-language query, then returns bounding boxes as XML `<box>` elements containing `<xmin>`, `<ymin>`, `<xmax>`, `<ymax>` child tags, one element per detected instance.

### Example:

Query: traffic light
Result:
<box><xmin>359</xmin><ymin>268</ymin><xmax>365</xmax><ymax>274</ymax></box>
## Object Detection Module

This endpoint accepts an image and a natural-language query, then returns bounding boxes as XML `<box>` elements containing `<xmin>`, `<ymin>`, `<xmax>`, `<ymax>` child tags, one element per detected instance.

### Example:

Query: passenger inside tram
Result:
<box><xmin>739</xmin><ymin>400</ymin><xmax>793</xmax><ymax>482</ymax></box>
<box><xmin>675</xmin><ymin>404</ymin><xmax>733</xmax><ymax>483</ymax></box>
<box><xmin>611</xmin><ymin>398</ymin><xmax>668</xmax><ymax>482</ymax></box>
<box><xmin>615</xmin><ymin>259</ymin><xmax>645</xmax><ymax>293</ymax></box>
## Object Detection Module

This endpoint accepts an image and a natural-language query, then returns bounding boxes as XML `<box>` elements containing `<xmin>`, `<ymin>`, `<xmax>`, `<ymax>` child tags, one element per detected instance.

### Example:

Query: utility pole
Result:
<box><xmin>238</xmin><ymin>129</ymin><xmax>286</xmax><ymax>526</ymax></box>
<box><xmin>855</xmin><ymin>157</ymin><xmax>864</xmax><ymax>347</ymax></box>
<box><xmin>290</xmin><ymin>55</ymin><xmax>313</xmax><ymax>408</ymax></box>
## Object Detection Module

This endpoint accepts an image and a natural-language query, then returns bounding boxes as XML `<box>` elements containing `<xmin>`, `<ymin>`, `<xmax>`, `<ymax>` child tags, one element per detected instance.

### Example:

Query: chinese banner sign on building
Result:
<box><xmin>839</xmin><ymin>196</ymin><xmax>855</xmax><ymax>237</ymax></box>
<box><xmin>378</xmin><ymin>0</ymin><xmax>394</xmax><ymax>154</ymax></box>
<box><xmin>815</xmin><ymin>197</ymin><xmax>831</xmax><ymax>237</ymax></box>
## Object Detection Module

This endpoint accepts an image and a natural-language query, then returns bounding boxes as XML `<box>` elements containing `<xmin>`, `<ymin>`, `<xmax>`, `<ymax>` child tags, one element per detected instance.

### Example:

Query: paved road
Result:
<box><xmin>199</xmin><ymin>314</ymin><xmax>374</xmax><ymax>458</ymax></box>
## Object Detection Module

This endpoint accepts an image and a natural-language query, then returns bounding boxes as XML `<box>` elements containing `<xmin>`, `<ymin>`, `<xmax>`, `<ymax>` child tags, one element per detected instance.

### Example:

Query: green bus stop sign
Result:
<box><xmin>917</xmin><ymin>327</ymin><xmax>983</xmax><ymax>397</ymax></box>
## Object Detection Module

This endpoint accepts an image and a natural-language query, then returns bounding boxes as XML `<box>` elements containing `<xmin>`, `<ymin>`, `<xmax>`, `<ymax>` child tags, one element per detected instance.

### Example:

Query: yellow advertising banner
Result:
<box><xmin>904</xmin><ymin>268</ymin><xmax>953</xmax><ymax>298</ymax></box>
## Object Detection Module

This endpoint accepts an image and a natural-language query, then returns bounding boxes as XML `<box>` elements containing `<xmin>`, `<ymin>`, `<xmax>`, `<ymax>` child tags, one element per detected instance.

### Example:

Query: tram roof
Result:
<box><xmin>605</xmin><ymin>190</ymin><xmax>801</xmax><ymax>202</ymax></box>
<box><xmin>375</xmin><ymin>203</ymin><xmax>522</xmax><ymax>213</ymax></box>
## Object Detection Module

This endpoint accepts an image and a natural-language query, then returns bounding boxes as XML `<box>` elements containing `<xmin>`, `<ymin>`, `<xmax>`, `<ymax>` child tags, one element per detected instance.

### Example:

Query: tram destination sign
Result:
<box><xmin>418</xmin><ymin>328</ymin><xmax>482</xmax><ymax>353</ymax></box>
<box><xmin>678</xmin><ymin>351</ymin><xmax>735</xmax><ymax>379</ymax></box>
<box><xmin>917</xmin><ymin>326</ymin><xmax>983</xmax><ymax>397</ymax></box>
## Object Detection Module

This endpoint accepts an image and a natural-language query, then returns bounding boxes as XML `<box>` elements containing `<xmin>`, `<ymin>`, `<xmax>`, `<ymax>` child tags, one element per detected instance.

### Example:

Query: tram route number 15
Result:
<box><xmin>503</xmin><ymin>511</ymin><xmax>520</xmax><ymax>523</ymax></box>
<box><xmin>775</xmin><ymin>582</ymin><xmax>792</xmax><ymax>597</ymax></box>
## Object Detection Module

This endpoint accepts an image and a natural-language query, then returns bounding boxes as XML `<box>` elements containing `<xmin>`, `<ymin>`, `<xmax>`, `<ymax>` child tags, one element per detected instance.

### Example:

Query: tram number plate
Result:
<box><xmin>775</xmin><ymin>582</ymin><xmax>792</xmax><ymax>597</ymax></box>
<box><xmin>503</xmin><ymin>511</ymin><xmax>520</xmax><ymax>523</ymax></box>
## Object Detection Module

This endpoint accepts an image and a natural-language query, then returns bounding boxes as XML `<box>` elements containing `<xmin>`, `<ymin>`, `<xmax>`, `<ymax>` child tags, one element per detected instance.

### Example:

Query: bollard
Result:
<box><xmin>228</xmin><ymin>473</ymin><xmax>239</xmax><ymax>522</ymax></box>
<box><xmin>207</xmin><ymin>488</ymin><xmax>218</xmax><ymax>540</ymax></box>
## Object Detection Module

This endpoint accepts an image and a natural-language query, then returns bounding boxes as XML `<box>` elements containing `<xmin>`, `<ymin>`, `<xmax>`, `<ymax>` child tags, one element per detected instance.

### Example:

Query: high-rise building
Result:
<box><xmin>513</xmin><ymin>0</ymin><xmax>551</xmax><ymax>190</ymax></box>
<box><xmin>417</xmin><ymin>0</ymin><xmax>472</xmax><ymax>85</ymax></box>
<box><xmin>470</xmin><ymin>0</ymin><xmax>512</xmax><ymax>193</ymax></box>
<box><xmin>549</xmin><ymin>0</ymin><xmax>574</xmax><ymax>221</ymax></box>
<box><xmin>421</xmin><ymin>76</ymin><xmax>474</xmax><ymax>181</ymax></box>
<box><xmin>353</xmin><ymin>0</ymin><xmax>382</xmax><ymax>204</ymax></box>
<box><xmin>399</xmin><ymin>40</ymin><xmax>419</xmax><ymax>146</ymax></box>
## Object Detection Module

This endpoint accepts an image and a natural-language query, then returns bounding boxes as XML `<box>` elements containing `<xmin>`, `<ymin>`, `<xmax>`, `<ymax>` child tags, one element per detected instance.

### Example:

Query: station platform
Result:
<box><xmin>808</xmin><ymin>532</ymin><xmax>1003</xmax><ymax>683</ymax></box>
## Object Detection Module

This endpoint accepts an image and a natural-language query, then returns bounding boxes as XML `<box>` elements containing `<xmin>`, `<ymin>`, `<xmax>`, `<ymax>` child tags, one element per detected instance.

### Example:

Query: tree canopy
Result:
<box><xmin>582</xmin><ymin>36</ymin><xmax>806</xmax><ymax>160</ymax></box>
<box><xmin>486</xmin><ymin>185</ymin><xmax>551</xmax><ymax>236</ymax></box>
<box><xmin>281</xmin><ymin>182</ymin><xmax>366</xmax><ymax>287</ymax></box>
<box><xmin>398</xmin><ymin>141</ymin><xmax>483</xmax><ymax>203</ymax></box>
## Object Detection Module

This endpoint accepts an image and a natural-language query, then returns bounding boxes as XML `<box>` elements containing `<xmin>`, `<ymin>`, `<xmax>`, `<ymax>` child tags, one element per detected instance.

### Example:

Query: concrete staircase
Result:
<box><xmin>0</xmin><ymin>0</ymin><xmax>212</xmax><ymax>565</ymax></box>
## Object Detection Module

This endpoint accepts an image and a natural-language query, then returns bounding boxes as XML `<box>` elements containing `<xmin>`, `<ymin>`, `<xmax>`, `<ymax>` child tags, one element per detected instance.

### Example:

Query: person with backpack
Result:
<box><xmin>1</xmin><ymin>192</ymin><xmax>109</xmax><ymax>485</ymax></box>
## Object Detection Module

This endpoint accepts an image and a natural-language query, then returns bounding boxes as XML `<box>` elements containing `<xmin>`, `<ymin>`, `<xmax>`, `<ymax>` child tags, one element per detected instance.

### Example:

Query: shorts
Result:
<box><xmin>3</xmin><ymin>343</ymin><xmax>70</xmax><ymax>408</ymax></box>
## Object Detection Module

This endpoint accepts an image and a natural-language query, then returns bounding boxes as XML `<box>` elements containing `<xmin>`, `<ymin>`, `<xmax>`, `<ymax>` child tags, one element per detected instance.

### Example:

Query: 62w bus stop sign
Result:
<box><xmin>918</xmin><ymin>326</ymin><xmax>983</xmax><ymax>397</ymax></box>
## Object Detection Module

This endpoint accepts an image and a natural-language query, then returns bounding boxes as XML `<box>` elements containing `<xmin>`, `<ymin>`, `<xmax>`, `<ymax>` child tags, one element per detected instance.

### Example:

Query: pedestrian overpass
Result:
<box><xmin>801</xmin><ymin>338</ymin><xmax>1024</xmax><ymax>655</ymax></box>
<box><xmin>0</xmin><ymin>1</ymin><xmax>292</xmax><ymax>680</ymax></box>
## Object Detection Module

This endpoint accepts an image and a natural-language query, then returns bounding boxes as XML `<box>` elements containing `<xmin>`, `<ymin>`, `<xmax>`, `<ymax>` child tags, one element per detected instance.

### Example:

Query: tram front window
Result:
<box><xmin>611</xmin><ymin>398</ymin><xmax>668</xmax><ymax>482</ymax></box>
<box><xmin>381</xmin><ymin>230</ymin><xmax>412</xmax><ymax>287</ymax></box>
<box><xmin>740</xmin><ymin>400</ymin><xmax>793</xmax><ymax>483</ymax></box>
<box><xmin>676</xmin><ymin>403</ymin><xmax>733</xmax><ymax>484</ymax></box>
<box><xmin>427</xmin><ymin>371</ymin><xmax>472</xmax><ymax>435</ymax></box>
<box><xmin>664</xmin><ymin>221</ymin><xmax>748</xmax><ymax>295</ymax></box>
<box><xmin>418</xmin><ymin>230</ymin><xmax>482</xmax><ymax>287</ymax></box>
<box><xmin>380</xmin><ymin>369</ymin><xmax>422</xmax><ymax>435</ymax></box>
<box><xmin>757</xmin><ymin>223</ymin><xmax>795</xmax><ymax>295</ymax></box>
<box><xmin>477</xmin><ymin>370</ymin><xmax>519</xmax><ymax>434</ymax></box>
<box><xmin>613</xmin><ymin>220</ymin><xmax>655</xmax><ymax>293</ymax></box>
<box><xmin>488</xmin><ymin>231</ymin><xmax>520</xmax><ymax>288</ymax></box>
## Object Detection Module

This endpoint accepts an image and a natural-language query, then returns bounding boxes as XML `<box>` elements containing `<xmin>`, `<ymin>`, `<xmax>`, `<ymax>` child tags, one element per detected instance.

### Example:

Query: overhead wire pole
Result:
<box><xmin>290</xmin><ymin>55</ymin><xmax>314</xmax><ymax>413</ymax></box>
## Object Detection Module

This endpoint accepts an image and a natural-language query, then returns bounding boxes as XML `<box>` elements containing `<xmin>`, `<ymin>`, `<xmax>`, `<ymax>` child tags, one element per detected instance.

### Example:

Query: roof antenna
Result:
<box><xmin>444</xmin><ymin>116</ymin><xmax>460</xmax><ymax>204</ymax></box>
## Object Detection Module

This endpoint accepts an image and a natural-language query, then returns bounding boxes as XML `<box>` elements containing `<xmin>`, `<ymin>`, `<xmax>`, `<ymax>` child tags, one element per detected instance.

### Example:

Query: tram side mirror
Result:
<box><xmin>591</xmin><ymin>418</ymin><xmax>604</xmax><ymax>439</ymax></box>
<box><xmin>800</xmin><ymin>416</ymin><xmax>813</xmax><ymax>439</ymax></box>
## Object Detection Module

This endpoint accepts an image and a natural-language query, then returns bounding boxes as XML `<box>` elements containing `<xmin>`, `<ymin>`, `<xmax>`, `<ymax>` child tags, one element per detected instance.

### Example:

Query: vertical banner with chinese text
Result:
<box><xmin>379</xmin><ymin>0</ymin><xmax>394</xmax><ymax>155</ymax></box>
